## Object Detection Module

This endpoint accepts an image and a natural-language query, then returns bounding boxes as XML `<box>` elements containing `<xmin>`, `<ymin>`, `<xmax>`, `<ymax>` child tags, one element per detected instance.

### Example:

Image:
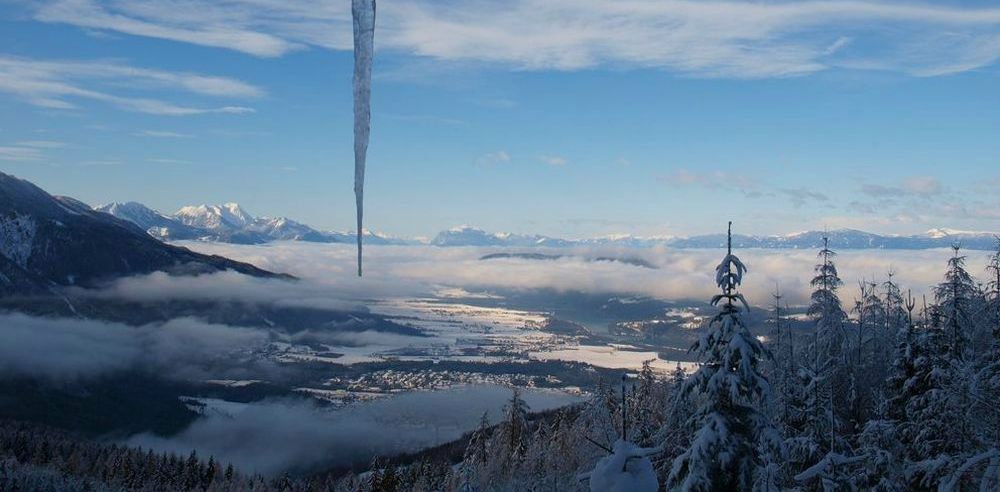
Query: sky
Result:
<box><xmin>0</xmin><ymin>0</ymin><xmax>997</xmax><ymax>239</ymax></box>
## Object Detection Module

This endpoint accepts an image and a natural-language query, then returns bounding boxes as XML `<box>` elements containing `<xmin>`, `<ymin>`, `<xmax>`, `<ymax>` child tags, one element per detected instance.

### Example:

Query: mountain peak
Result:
<box><xmin>175</xmin><ymin>202</ymin><xmax>254</xmax><ymax>230</ymax></box>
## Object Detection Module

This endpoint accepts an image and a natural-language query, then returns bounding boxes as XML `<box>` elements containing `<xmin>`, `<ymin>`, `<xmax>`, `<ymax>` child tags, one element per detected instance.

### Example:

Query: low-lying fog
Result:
<box><xmin>173</xmin><ymin>242</ymin><xmax>977</xmax><ymax>306</ymax></box>
<box><xmin>128</xmin><ymin>385</ymin><xmax>579</xmax><ymax>476</ymax></box>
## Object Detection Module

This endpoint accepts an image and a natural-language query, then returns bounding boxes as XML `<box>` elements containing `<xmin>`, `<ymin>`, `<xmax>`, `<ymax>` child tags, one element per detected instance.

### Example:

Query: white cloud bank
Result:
<box><xmin>0</xmin><ymin>313</ymin><xmax>270</xmax><ymax>381</ymax></box>
<box><xmin>148</xmin><ymin>242</ymin><xmax>994</xmax><ymax>307</ymax></box>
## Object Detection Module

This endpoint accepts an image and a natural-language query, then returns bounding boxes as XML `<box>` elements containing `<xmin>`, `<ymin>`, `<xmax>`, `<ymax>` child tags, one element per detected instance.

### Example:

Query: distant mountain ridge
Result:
<box><xmin>92</xmin><ymin>202</ymin><xmax>996</xmax><ymax>250</ymax></box>
<box><xmin>434</xmin><ymin>226</ymin><xmax>997</xmax><ymax>250</ymax></box>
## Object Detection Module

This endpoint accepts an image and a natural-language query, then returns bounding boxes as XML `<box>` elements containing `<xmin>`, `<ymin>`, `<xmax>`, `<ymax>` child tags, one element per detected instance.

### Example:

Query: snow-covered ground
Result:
<box><xmin>268</xmin><ymin>297</ymin><xmax>689</xmax><ymax>373</ymax></box>
<box><xmin>531</xmin><ymin>345</ymin><xmax>696</xmax><ymax>373</ymax></box>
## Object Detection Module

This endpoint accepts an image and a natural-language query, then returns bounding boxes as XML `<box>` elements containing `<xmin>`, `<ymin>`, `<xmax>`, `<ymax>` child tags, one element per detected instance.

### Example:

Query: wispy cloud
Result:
<box><xmin>0</xmin><ymin>55</ymin><xmax>262</xmax><ymax>115</ymax></box>
<box><xmin>852</xmin><ymin>176</ymin><xmax>998</xmax><ymax>229</ymax></box>
<box><xmin>662</xmin><ymin>168</ymin><xmax>836</xmax><ymax>208</ymax></box>
<box><xmin>661</xmin><ymin>167</ymin><xmax>761</xmax><ymax>196</ymax></box>
<box><xmin>477</xmin><ymin>150</ymin><xmax>510</xmax><ymax>166</ymax></box>
<box><xmin>147</xmin><ymin>158</ymin><xmax>191</xmax><ymax>165</ymax></box>
<box><xmin>383</xmin><ymin>113</ymin><xmax>466</xmax><ymax>126</ymax></box>
<box><xmin>34</xmin><ymin>0</ymin><xmax>309</xmax><ymax>58</ymax></box>
<box><xmin>0</xmin><ymin>145</ymin><xmax>44</xmax><ymax>162</ymax></box>
<box><xmin>862</xmin><ymin>176</ymin><xmax>943</xmax><ymax>198</ymax></box>
<box><xmin>539</xmin><ymin>154</ymin><xmax>568</xmax><ymax>166</ymax></box>
<box><xmin>25</xmin><ymin>0</ymin><xmax>1000</xmax><ymax>77</ymax></box>
<box><xmin>15</xmin><ymin>140</ymin><xmax>65</xmax><ymax>148</ymax></box>
<box><xmin>79</xmin><ymin>159</ymin><xmax>121</xmax><ymax>166</ymax></box>
<box><xmin>779</xmin><ymin>187</ymin><xmax>830</xmax><ymax>208</ymax></box>
<box><xmin>134</xmin><ymin>130</ymin><xmax>193</xmax><ymax>138</ymax></box>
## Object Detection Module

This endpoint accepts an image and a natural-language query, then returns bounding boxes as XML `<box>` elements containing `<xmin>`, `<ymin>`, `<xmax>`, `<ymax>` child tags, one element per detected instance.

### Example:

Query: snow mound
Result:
<box><xmin>586</xmin><ymin>440</ymin><xmax>658</xmax><ymax>492</ymax></box>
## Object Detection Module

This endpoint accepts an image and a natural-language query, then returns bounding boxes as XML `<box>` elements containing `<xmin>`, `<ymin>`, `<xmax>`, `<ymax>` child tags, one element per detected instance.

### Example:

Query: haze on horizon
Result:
<box><xmin>0</xmin><ymin>0</ymin><xmax>997</xmax><ymax>238</ymax></box>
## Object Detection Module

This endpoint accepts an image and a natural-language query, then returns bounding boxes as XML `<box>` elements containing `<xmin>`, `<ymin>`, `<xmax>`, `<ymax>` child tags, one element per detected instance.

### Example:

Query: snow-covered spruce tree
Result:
<box><xmin>458</xmin><ymin>412</ymin><xmax>491</xmax><ymax>491</ymax></box>
<box><xmin>934</xmin><ymin>240</ymin><xmax>1000</xmax><ymax>491</ymax></box>
<box><xmin>520</xmin><ymin>419</ymin><xmax>553</xmax><ymax>489</ymax></box>
<box><xmin>846</xmin><ymin>279</ymin><xmax>885</xmax><ymax>435</ymax></box>
<box><xmin>898</xmin><ymin>245</ymin><xmax>984</xmax><ymax>488</ymax></box>
<box><xmin>933</xmin><ymin>245</ymin><xmax>979</xmax><ymax>361</ymax></box>
<box><xmin>901</xmin><ymin>246</ymin><xmax>986</xmax><ymax>489</ymax></box>
<box><xmin>786</xmin><ymin>235</ymin><xmax>849</xmax><ymax>485</ymax></box>
<box><xmin>667</xmin><ymin>222</ymin><xmax>775</xmax><ymax>491</ymax></box>
<box><xmin>886</xmin><ymin>290</ymin><xmax>919</xmax><ymax>425</ymax></box>
<box><xmin>767</xmin><ymin>285</ymin><xmax>793</xmax><ymax>428</ymax></box>
<box><xmin>808</xmin><ymin>235</ymin><xmax>848</xmax><ymax>438</ymax></box>
<box><xmin>969</xmin><ymin>237</ymin><xmax>1000</xmax><ymax>446</ymax></box>
<box><xmin>576</xmin><ymin>378</ymin><xmax>621</xmax><ymax>452</ymax></box>
<box><xmin>633</xmin><ymin>359</ymin><xmax>670</xmax><ymax>447</ymax></box>
<box><xmin>873</xmin><ymin>271</ymin><xmax>907</xmax><ymax>400</ymax></box>
<box><xmin>808</xmin><ymin>234</ymin><xmax>848</xmax><ymax>373</ymax></box>
<box><xmin>901</xmin><ymin>323</ymin><xmax>961</xmax><ymax>488</ymax></box>
<box><xmin>486</xmin><ymin>388</ymin><xmax>530</xmax><ymax>482</ymax></box>
<box><xmin>655</xmin><ymin>363</ymin><xmax>694</xmax><ymax>482</ymax></box>
<box><xmin>783</xmin><ymin>350</ymin><xmax>836</xmax><ymax>488</ymax></box>
<box><xmin>853</xmin><ymin>395</ymin><xmax>905</xmax><ymax>491</ymax></box>
<box><xmin>543</xmin><ymin>410</ymin><xmax>590</xmax><ymax>490</ymax></box>
<box><xmin>984</xmin><ymin>236</ymin><xmax>1000</xmax><ymax>348</ymax></box>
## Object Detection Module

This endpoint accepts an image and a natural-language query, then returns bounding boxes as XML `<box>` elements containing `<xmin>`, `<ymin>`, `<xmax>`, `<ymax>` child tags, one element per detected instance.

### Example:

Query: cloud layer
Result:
<box><xmin>0</xmin><ymin>313</ymin><xmax>270</xmax><ymax>381</ymax></box>
<box><xmin>132</xmin><ymin>241</ymin><xmax>994</xmax><ymax>307</ymax></box>
<box><xmin>27</xmin><ymin>0</ymin><xmax>1000</xmax><ymax>77</ymax></box>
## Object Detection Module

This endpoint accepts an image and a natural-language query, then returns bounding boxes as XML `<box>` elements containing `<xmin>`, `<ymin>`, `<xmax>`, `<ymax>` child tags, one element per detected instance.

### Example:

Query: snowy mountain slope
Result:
<box><xmin>244</xmin><ymin>216</ymin><xmax>333</xmax><ymax>242</ymax></box>
<box><xmin>97</xmin><ymin>201</ymin><xmax>326</xmax><ymax>244</ymax></box>
<box><xmin>94</xmin><ymin>198</ymin><xmax>420</xmax><ymax>246</ymax></box>
<box><xmin>0</xmin><ymin>252</ymin><xmax>48</xmax><ymax>295</ymax></box>
<box><xmin>96</xmin><ymin>202</ymin><xmax>207</xmax><ymax>240</ymax></box>
<box><xmin>0</xmin><ymin>172</ymin><xmax>284</xmax><ymax>291</ymax></box>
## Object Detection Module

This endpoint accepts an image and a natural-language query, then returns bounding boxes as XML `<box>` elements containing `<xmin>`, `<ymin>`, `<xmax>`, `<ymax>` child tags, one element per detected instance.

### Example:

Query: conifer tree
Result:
<box><xmin>808</xmin><ymin>235</ymin><xmax>848</xmax><ymax>364</ymax></box>
<box><xmin>668</xmin><ymin>222</ymin><xmax>774</xmax><ymax>491</ymax></box>
<box><xmin>487</xmin><ymin>388</ymin><xmax>530</xmax><ymax>481</ymax></box>
<box><xmin>984</xmin><ymin>237</ymin><xmax>1000</xmax><ymax>345</ymax></box>
<box><xmin>934</xmin><ymin>245</ymin><xmax>979</xmax><ymax>360</ymax></box>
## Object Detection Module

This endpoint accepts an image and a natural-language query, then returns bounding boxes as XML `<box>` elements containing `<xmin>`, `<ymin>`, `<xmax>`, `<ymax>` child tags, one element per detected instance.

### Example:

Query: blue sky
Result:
<box><xmin>0</xmin><ymin>0</ymin><xmax>997</xmax><ymax>238</ymax></box>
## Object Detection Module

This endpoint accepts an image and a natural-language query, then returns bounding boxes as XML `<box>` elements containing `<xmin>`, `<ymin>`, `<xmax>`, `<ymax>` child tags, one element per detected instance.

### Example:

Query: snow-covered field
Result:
<box><xmin>530</xmin><ymin>345</ymin><xmax>696</xmax><ymax>373</ymax></box>
<box><xmin>269</xmin><ymin>297</ymin><xmax>689</xmax><ymax>373</ymax></box>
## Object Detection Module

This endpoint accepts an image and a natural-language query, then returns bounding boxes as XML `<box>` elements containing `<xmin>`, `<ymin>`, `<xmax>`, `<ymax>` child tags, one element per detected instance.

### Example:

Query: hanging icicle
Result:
<box><xmin>352</xmin><ymin>0</ymin><xmax>375</xmax><ymax>276</ymax></box>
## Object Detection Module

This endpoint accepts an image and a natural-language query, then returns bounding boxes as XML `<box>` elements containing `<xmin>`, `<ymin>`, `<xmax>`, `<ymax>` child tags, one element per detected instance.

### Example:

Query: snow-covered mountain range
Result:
<box><xmin>96</xmin><ymin>201</ymin><xmax>411</xmax><ymax>245</ymax></box>
<box><xmin>92</xmin><ymin>202</ymin><xmax>996</xmax><ymax>250</ymax></box>
<box><xmin>431</xmin><ymin>225</ymin><xmax>997</xmax><ymax>250</ymax></box>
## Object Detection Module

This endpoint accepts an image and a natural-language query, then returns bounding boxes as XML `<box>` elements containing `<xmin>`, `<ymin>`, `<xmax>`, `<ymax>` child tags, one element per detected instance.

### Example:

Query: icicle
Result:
<box><xmin>352</xmin><ymin>0</ymin><xmax>375</xmax><ymax>276</ymax></box>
